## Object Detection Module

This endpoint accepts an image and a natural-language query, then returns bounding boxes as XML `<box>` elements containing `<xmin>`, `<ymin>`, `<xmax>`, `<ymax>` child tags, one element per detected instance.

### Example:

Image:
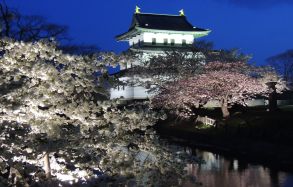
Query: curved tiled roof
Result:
<box><xmin>129</xmin><ymin>13</ymin><xmax>208</xmax><ymax>32</ymax></box>
<box><xmin>116</xmin><ymin>13</ymin><xmax>210</xmax><ymax>41</ymax></box>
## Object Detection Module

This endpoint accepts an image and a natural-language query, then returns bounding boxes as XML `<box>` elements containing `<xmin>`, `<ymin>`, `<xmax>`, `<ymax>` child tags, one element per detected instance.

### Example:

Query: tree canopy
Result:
<box><xmin>151</xmin><ymin>61</ymin><xmax>285</xmax><ymax>118</ymax></box>
<box><xmin>0</xmin><ymin>38</ymin><xmax>193</xmax><ymax>186</ymax></box>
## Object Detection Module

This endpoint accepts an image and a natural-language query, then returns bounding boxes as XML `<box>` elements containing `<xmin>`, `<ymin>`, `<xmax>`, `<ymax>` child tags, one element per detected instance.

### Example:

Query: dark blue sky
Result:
<box><xmin>7</xmin><ymin>0</ymin><xmax>293</xmax><ymax>65</ymax></box>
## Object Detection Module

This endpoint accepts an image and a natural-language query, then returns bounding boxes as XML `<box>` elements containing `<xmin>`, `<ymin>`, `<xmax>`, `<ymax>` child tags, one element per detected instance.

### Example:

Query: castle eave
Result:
<box><xmin>116</xmin><ymin>28</ymin><xmax>141</xmax><ymax>41</ymax></box>
<box><xmin>116</xmin><ymin>27</ymin><xmax>211</xmax><ymax>41</ymax></box>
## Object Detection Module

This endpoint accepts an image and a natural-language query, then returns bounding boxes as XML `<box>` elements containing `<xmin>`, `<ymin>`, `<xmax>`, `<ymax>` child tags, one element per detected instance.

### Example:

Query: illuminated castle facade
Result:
<box><xmin>111</xmin><ymin>7</ymin><xmax>210</xmax><ymax>99</ymax></box>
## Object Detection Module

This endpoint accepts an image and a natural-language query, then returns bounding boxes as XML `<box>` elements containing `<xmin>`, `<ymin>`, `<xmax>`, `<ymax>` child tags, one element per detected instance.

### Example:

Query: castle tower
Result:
<box><xmin>111</xmin><ymin>8</ymin><xmax>211</xmax><ymax>99</ymax></box>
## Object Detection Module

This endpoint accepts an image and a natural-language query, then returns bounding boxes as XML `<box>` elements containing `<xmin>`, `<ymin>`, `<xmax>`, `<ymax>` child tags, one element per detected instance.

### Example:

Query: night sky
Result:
<box><xmin>6</xmin><ymin>0</ymin><xmax>293</xmax><ymax>65</ymax></box>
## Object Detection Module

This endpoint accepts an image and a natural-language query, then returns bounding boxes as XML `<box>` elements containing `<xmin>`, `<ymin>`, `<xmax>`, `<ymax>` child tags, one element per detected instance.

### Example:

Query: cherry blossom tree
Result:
<box><xmin>205</xmin><ymin>61</ymin><xmax>287</xmax><ymax>92</ymax></box>
<box><xmin>0</xmin><ymin>38</ymin><xmax>116</xmax><ymax>179</ymax></box>
<box><xmin>123</xmin><ymin>49</ymin><xmax>251</xmax><ymax>95</ymax></box>
<box><xmin>204</xmin><ymin>61</ymin><xmax>252</xmax><ymax>74</ymax></box>
<box><xmin>152</xmin><ymin>62</ymin><xmax>277</xmax><ymax>119</ymax></box>
<box><xmin>122</xmin><ymin>50</ymin><xmax>205</xmax><ymax>94</ymax></box>
<box><xmin>0</xmin><ymin>39</ymin><xmax>194</xmax><ymax>186</ymax></box>
<box><xmin>0</xmin><ymin>100</ymin><xmax>191</xmax><ymax>186</ymax></box>
<box><xmin>205</xmin><ymin>48</ymin><xmax>252</xmax><ymax>63</ymax></box>
<box><xmin>0</xmin><ymin>38</ymin><xmax>113</xmax><ymax>129</ymax></box>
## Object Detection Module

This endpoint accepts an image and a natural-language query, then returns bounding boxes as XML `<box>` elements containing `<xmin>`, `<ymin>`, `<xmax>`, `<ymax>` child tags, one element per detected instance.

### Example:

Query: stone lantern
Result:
<box><xmin>266</xmin><ymin>81</ymin><xmax>278</xmax><ymax>112</ymax></box>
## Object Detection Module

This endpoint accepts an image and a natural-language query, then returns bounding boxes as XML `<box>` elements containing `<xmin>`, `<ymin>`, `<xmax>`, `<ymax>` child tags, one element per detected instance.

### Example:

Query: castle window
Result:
<box><xmin>182</xmin><ymin>39</ymin><xmax>187</xmax><ymax>46</ymax></box>
<box><xmin>171</xmin><ymin>39</ymin><xmax>175</xmax><ymax>46</ymax></box>
<box><xmin>152</xmin><ymin>38</ymin><xmax>156</xmax><ymax>45</ymax></box>
<box><xmin>138</xmin><ymin>39</ymin><xmax>141</xmax><ymax>47</ymax></box>
<box><xmin>163</xmin><ymin>38</ymin><xmax>168</xmax><ymax>45</ymax></box>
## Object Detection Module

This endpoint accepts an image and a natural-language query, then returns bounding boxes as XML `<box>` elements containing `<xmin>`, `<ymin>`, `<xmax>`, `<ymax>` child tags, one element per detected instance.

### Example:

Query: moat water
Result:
<box><xmin>180</xmin><ymin>147</ymin><xmax>293</xmax><ymax>187</ymax></box>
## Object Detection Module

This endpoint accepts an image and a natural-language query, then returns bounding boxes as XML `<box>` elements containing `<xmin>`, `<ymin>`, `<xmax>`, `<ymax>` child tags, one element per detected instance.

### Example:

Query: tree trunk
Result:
<box><xmin>43</xmin><ymin>151</ymin><xmax>51</xmax><ymax>179</ymax></box>
<box><xmin>221</xmin><ymin>99</ymin><xmax>230</xmax><ymax>118</ymax></box>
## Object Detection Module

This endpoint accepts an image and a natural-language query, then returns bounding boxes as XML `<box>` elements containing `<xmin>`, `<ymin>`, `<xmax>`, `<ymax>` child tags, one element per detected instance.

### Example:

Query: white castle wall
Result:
<box><xmin>129</xmin><ymin>34</ymin><xmax>144</xmax><ymax>46</ymax></box>
<box><xmin>143</xmin><ymin>32</ymin><xmax>194</xmax><ymax>44</ymax></box>
<box><xmin>128</xmin><ymin>32</ymin><xmax>194</xmax><ymax>46</ymax></box>
<box><xmin>110</xmin><ymin>86</ymin><xmax>150</xmax><ymax>100</ymax></box>
<box><xmin>110</xmin><ymin>77</ymin><xmax>155</xmax><ymax>100</ymax></box>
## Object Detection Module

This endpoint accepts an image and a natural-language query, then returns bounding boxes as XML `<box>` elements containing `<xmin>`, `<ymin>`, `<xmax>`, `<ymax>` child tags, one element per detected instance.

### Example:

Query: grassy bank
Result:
<box><xmin>155</xmin><ymin>105</ymin><xmax>293</xmax><ymax>171</ymax></box>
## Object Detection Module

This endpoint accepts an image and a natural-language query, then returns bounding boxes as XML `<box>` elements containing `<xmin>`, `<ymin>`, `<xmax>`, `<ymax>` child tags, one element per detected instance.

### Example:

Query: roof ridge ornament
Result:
<box><xmin>179</xmin><ymin>9</ymin><xmax>185</xmax><ymax>16</ymax></box>
<box><xmin>135</xmin><ymin>6</ymin><xmax>141</xmax><ymax>14</ymax></box>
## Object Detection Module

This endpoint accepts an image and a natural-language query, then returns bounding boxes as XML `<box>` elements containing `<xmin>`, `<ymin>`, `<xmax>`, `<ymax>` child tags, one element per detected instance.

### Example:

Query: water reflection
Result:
<box><xmin>182</xmin><ymin>148</ymin><xmax>293</xmax><ymax>187</ymax></box>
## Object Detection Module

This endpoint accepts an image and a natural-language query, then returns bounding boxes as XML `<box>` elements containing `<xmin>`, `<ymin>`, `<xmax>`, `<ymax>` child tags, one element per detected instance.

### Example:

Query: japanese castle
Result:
<box><xmin>111</xmin><ymin>7</ymin><xmax>211</xmax><ymax>99</ymax></box>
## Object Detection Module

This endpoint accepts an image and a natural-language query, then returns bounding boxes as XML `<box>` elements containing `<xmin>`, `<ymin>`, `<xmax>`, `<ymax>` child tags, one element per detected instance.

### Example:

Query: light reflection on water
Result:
<box><xmin>181</xmin><ymin>148</ymin><xmax>293</xmax><ymax>187</ymax></box>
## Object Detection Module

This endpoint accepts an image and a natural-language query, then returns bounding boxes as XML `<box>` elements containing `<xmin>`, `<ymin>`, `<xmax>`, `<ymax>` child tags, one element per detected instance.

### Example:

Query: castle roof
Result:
<box><xmin>129</xmin><ymin>13</ymin><xmax>208</xmax><ymax>31</ymax></box>
<box><xmin>116</xmin><ymin>12</ymin><xmax>210</xmax><ymax>41</ymax></box>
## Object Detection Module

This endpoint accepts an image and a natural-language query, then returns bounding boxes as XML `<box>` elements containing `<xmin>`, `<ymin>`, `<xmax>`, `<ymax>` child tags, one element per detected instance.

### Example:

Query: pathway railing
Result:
<box><xmin>196</xmin><ymin>115</ymin><xmax>216</xmax><ymax>127</ymax></box>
